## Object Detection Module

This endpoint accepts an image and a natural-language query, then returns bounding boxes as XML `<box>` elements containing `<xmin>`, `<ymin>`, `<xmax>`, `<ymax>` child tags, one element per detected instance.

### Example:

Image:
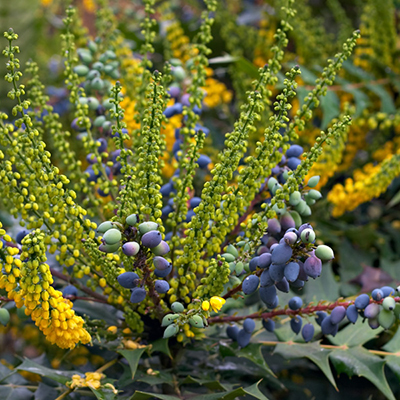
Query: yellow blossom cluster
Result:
<box><xmin>165</xmin><ymin>20</ymin><xmax>192</xmax><ymax>63</ymax></box>
<box><xmin>253</xmin><ymin>18</ymin><xmax>276</xmax><ymax>68</ymax></box>
<box><xmin>0</xmin><ymin>228</ymin><xmax>91</xmax><ymax>349</ymax></box>
<box><xmin>68</xmin><ymin>372</ymin><xmax>105</xmax><ymax>390</ymax></box>
<box><xmin>328</xmin><ymin>152</ymin><xmax>400</xmax><ymax>216</ymax></box>
<box><xmin>202</xmin><ymin>68</ymin><xmax>233</xmax><ymax>108</ymax></box>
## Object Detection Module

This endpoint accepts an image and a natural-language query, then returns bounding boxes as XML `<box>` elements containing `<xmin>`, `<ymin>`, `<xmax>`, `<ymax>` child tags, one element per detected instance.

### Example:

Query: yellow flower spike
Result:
<box><xmin>201</xmin><ymin>300</ymin><xmax>210</xmax><ymax>311</ymax></box>
<box><xmin>209</xmin><ymin>296</ymin><xmax>226</xmax><ymax>313</ymax></box>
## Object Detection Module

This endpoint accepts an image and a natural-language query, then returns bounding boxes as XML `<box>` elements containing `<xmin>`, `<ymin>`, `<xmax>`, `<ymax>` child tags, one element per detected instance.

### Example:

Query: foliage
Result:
<box><xmin>0</xmin><ymin>0</ymin><xmax>400</xmax><ymax>399</ymax></box>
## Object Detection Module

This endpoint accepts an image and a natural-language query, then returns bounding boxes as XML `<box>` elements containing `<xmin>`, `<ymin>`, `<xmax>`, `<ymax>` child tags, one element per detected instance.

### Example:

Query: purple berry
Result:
<box><xmin>122</xmin><ymin>242</ymin><xmax>140</xmax><ymax>256</ymax></box>
<box><xmin>301</xmin><ymin>323</ymin><xmax>314</xmax><ymax>342</ymax></box>
<box><xmin>118</xmin><ymin>272</ymin><xmax>140</xmax><ymax>289</ymax></box>
<box><xmin>141</xmin><ymin>230</ymin><xmax>162</xmax><ymax>248</ymax></box>
<box><xmin>130</xmin><ymin>287</ymin><xmax>146</xmax><ymax>303</ymax></box>
<box><xmin>303</xmin><ymin>256</ymin><xmax>322</xmax><ymax>279</ymax></box>
<box><xmin>155</xmin><ymin>280</ymin><xmax>170</xmax><ymax>294</ymax></box>
<box><xmin>243</xmin><ymin>318</ymin><xmax>256</xmax><ymax>333</ymax></box>
<box><xmin>330</xmin><ymin>306</ymin><xmax>346</xmax><ymax>324</ymax></box>
<box><xmin>153</xmin><ymin>256</ymin><xmax>171</xmax><ymax>270</ymax></box>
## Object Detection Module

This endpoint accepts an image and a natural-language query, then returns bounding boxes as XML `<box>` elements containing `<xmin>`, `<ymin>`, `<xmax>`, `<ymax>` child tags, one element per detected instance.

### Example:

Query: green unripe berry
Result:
<box><xmin>222</xmin><ymin>253</ymin><xmax>235</xmax><ymax>263</ymax></box>
<box><xmin>87</xmin><ymin>69</ymin><xmax>100</xmax><ymax>80</ymax></box>
<box><xmin>138</xmin><ymin>222</ymin><xmax>158</xmax><ymax>234</ymax></box>
<box><xmin>103</xmin><ymin>228</ymin><xmax>121</xmax><ymax>245</ymax></box>
<box><xmin>92</xmin><ymin>62</ymin><xmax>104</xmax><ymax>72</ymax></box>
<box><xmin>315</xmin><ymin>245</ymin><xmax>334</xmax><ymax>261</ymax></box>
<box><xmin>394</xmin><ymin>303</ymin><xmax>400</xmax><ymax>319</ymax></box>
<box><xmin>235</xmin><ymin>261</ymin><xmax>244</xmax><ymax>275</ymax></box>
<box><xmin>378</xmin><ymin>309</ymin><xmax>395</xmax><ymax>329</ymax></box>
<box><xmin>295</xmin><ymin>199</ymin><xmax>307</xmax><ymax>214</ymax></box>
<box><xmin>17</xmin><ymin>306</ymin><xmax>28</xmax><ymax>319</ymax></box>
<box><xmin>307</xmin><ymin>176</ymin><xmax>320</xmax><ymax>188</ymax></box>
<box><xmin>77</xmin><ymin>49</ymin><xmax>93</xmax><ymax>64</ymax></box>
<box><xmin>301</xmin><ymin>205</ymin><xmax>312</xmax><ymax>216</ymax></box>
<box><xmin>171</xmin><ymin>302</ymin><xmax>185</xmax><ymax>313</ymax></box>
<box><xmin>100</xmin><ymin>242</ymin><xmax>120</xmax><ymax>253</ymax></box>
<box><xmin>94</xmin><ymin>115</ymin><xmax>106</xmax><ymax>127</ymax></box>
<box><xmin>189</xmin><ymin>315</ymin><xmax>204</xmax><ymax>328</ymax></box>
<box><xmin>87</xmin><ymin>97</ymin><xmax>100</xmax><ymax>110</ymax></box>
<box><xmin>383</xmin><ymin>297</ymin><xmax>396</xmax><ymax>311</ymax></box>
<box><xmin>172</xmin><ymin>66</ymin><xmax>186</xmax><ymax>82</ymax></box>
<box><xmin>300</xmin><ymin>228</ymin><xmax>315</xmax><ymax>243</ymax></box>
<box><xmin>225</xmin><ymin>244</ymin><xmax>239</xmax><ymax>258</ymax></box>
<box><xmin>97</xmin><ymin>221</ymin><xmax>114</xmax><ymax>233</ymax></box>
<box><xmin>87</xmin><ymin>40</ymin><xmax>97</xmax><ymax>53</ymax></box>
<box><xmin>272</xmin><ymin>203</ymin><xmax>286</xmax><ymax>216</ymax></box>
<box><xmin>126</xmin><ymin>214</ymin><xmax>139</xmax><ymax>226</ymax></box>
<box><xmin>0</xmin><ymin>309</ymin><xmax>10</xmax><ymax>326</ymax></box>
<box><xmin>289</xmin><ymin>191</ymin><xmax>301</xmax><ymax>206</ymax></box>
<box><xmin>163</xmin><ymin>323</ymin><xmax>179</xmax><ymax>338</ymax></box>
<box><xmin>228</xmin><ymin>262</ymin><xmax>236</xmax><ymax>273</ymax></box>
<box><xmin>304</xmin><ymin>194</ymin><xmax>316</xmax><ymax>206</ymax></box>
<box><xmin>103</xmin><ymin>99</ymin><xmax>114</xmax><ymax>110</ymax></box>
<box><xmin>267</xmin><ymin>177</ymin><xmax>278</xmax><ymax>192</ymax></box>
<box><xmin>78</xmin><ymin>97</ymin><xmax>88</xmax><ymax>106</ymax></box>
<box><xmin>73</xmin><ymin>65</ymin><xmax>89</xmax><ymax>76</ymax></box>
<box><xmin>289</xmin><ymin>211</ymin><xmax>302</xmax><ymax>228</ymax></box>
<box><xmin>161</xmin><ymin>314</ymin><xmax>179</xmax><ymax>327</ymax></box>
<box><xmin>91</xmin><ymin>77</ymin><xmax>104</xmax><ymax>91</ymax></box>
<box><xmin>170</xmin><ymin>58</ymin><xmax>182</xmax><ymax>66</ymax></box>
<box><xmin>308</xmin><ymin>189</ymin><xmax>322</xmax><ymax>200</ymax></box>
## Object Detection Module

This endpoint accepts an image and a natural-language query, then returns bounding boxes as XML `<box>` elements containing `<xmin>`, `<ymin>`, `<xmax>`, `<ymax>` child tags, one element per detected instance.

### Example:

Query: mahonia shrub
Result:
<box><xmin>0</xmin><ymin>0</ymin><xmax>400</xmax><ymax>399</ymax></box>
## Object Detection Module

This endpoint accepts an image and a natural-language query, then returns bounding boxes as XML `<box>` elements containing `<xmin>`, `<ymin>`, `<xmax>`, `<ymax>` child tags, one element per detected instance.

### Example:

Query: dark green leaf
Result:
<box><xmin>365</xmin><ymin>83</ymin><xmax>395</xmax><ymax>114</ymax></box>
<box><xmin>328</xmin><ymin>318</ymin><xmax>383</xmax><ymax>347</ymax></box>
<box><xmin>150</xmin><ymin>338</ymin><xmax>172</xmax><ymax>359</ymax></box>
<box><xmin>237</xmin><ymin>343</ymin><xmax>276</xmax><ymax>377</ymax></box>
<box><xmin>385</xmin><ymin>355</ymin><xmax>400</xmax><ymax>381</ymax></box>
<box><xmin>304</xmin><ymin>262</ymin><xmax>339</xmax><ymax>303</ymax></box>
<box><xmin>190</xmin><ymin>379</ymin><xmax>269</xmax><ymax>400</ymax></box>
<box><xmin>129</xmin><ymin>391</ymin><xmax>181</xmax><ymax>400</ymax></box>
<box><xmin>90</xmin><ymin>387</ymin><xmax>118</xmax><ymax>400</ymax></box>
<box><xmin>387</xmin><ymin>189</ymin><xmax>400</xmax><ymax>208</ymax></box>
<box><xmin>273</xmin><ymin>341</ymin><xmax>336</xmax><ymax>389</ymax></box>
<box><xmin>383</xmin><ymin>327</ymin><xmax>400</xmax><ymax>353</ymax></box>
<box><xmin>0</xmin><ymin>364</ymin><xmax>27</xmax><ymax>385</ymax></box>
<box><xmin>135</xmin><ymin>370</ymin><xmax>174</xmax><ymax>386</ymax></box>
<box><xmin>16</xmin><ymin>358</ymin><xmax>78</xmax><ymax>385</ymax></box>
<box><xmin>117</xmin><ymin>348</ymin><xmax>147</xmax><ymax>379</ymax></box>
<box><xmin>0</xmin><ymin>386</ymin><xmax>33</xmax><ymax>400</ymax></box>
<box><xmin>330</xmin><ymin>346</ymin><xmax>395</xmax><ymax>400</ymax></box>
<box><xmin>34</xmin><ymin>383</ymin><xmax>58</xmax><ymax>400</ymax></box>
<box><xmin>320</xmin><ymin>91</ymin><xmax>340</xmax><ymax>129</ymax></box>
<box><xmin>235</xmin><ymin>57</ymin><xmax>259</xmax><ymax>79</ymax></box>
<box><xmin>180</xmin><ymin>375</ymin><xmax>228</xmax><ymax>391</ymax></box>
<box><xmin>73</xmin><ymin>300</ymin><xmax>119</xmax><ymax>325</ymax></box>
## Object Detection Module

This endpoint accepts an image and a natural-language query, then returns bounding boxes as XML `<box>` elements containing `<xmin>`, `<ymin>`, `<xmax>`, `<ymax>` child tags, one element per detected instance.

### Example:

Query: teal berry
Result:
<box><xmin>138</xmin><ymin>221</ymin><xmax>158</xmax><ymax>234</ymax></box>
<box><xmin>103</xmin><ymin>228</ymin><xmax>122</xmax><ymax>245</ymax></box>
<box><xmin>126</xmin><ymin>213</ymin><xmax>139</xmax><ymax>226</ymax></box>
<box><xmin>315</xmin><ymin>245</ymin><xmax>334</xmax><ymax>261</ymax></box>
<box><xmin>300</xmin><ymin>228</ymin><xmax>315</xmax><ymax>243</ymax></box>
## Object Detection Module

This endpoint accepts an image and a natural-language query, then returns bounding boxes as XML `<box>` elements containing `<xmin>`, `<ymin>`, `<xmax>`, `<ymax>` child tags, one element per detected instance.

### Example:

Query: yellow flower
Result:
<box><xmin>201</xmin><ymin>300</ymin><xmax>210</xmax><ymax>311</ymax></box>
<box><xmin>209</xmin><ymin>296</ymin><xmax>225</xmax><ymax>313</ymax></box>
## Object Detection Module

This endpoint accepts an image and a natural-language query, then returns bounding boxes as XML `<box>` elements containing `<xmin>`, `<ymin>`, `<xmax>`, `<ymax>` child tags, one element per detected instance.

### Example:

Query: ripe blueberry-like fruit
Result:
<box><xmin>284</xmin><ymin>262</ymin><xmax>300</xmax><ymax>282</ymax></box>
<box><xmin>237</xmin><ymin>329</ymin><xmax>252</xmax><ymax>348</ymax></box>
<box><xmin>130</xmin><ymin>287</ymin><xmax>146</xmax><ymax>303</ymax></box>
<box><xmin>290</xmin><ymin>316</ymin><xmax>302</xmax><ymax>334</ymax></box>
<box><xmin>276</xmin><ymin>277</ymin><xmax>290</xmax><ymax>293</ymax></box>
<box><xmin>269</xmin><ymin>263</ymin><xmax>285</xmax><ymax>282</ymax></box>
<box><xmin>354</xmin><ymin>294</ymin><xmax>370</xmax><ymax>310</ymax></box>
<box><xmin>301</xmin><ymin>323</ymin><xmax>314</xmax><ymax>342</ymax></box>
<box><xmin>346</xmin><ymin>305</ymin><xmax>358</xmax><ymax>324</ymax></box>
<box><xmin>262</xmin><ymin>319</ymin><xmax>275</xmax><ymax>332</ymax></box>
<box><xmin>315</xmin><ymin>311</ymin><xmax>327</xmax><ymax>326</ymax></box>
<box><xmin>16</xmin><ymin>229</ymin><xmax>29</xmax><ymax>244</ymax></box>
<box><xmin>364</xmin><ymin>303</ymin><xmax>380</xmax><ymax>319</ymax></box>
<box><xmin>260</xmin><ymin>269</ymin><xmax>274</xmax><ymax>287</ymax></box>
<box><xmin>315</xmin><ymin>245</ymin><xmax>334</xmax><ymax>261</ymax></box>
<box><xmin>303</xmin><ymin>256</ymin><xmax>322</xmax><ymax>279</ymax></box>
<box><xmin>287</xmin><ymin>157</ymin><xmax>301</xmax><ymax>170</ymax></box>
<box><xmin>267</xmin><ymin>218</ymin><xmax>281</xmax><ymax>235</ymax></box>
<box><xmin>141</xmin><ymin>230</ymin><xmax>162</xmax><ymax>248</ymax></box>
<box><xmin>368</xmin><ymin>317</ymin><xmax>380</xmax><ymax>329</ymax></box>
<box><xmin>330</xmin><ymin>306</ymin><xmax>346</xmax><ymax>324</ymax></box>
<box><xmin>117</xmin><ymin>272</ymin><xmax>139</xmax><ymax>289</ymax></box>
<box><xmin>197</xmin><ymin>154</ymin><xmax>211</xmax><ymax>169</ymax></box>
<box><xmin>288</xmin><ymin>296</ymin><xmax>303</xmax><ymax>310</ymax></box>
<box><xmin>249</xmin><ymin>256</ymin><xmax>259</xmax><ymax>272</ymax></box>
<box><xmin>227</xmin><ymin>325</ymin><xmax>239</xmax><ymax>341</ymax></box>
<box><xmin>321</xmin><ymin>316</ymin><xmax>337</xmax><ymax>335</ymax></box>
<box><xmin>371</xmin><ymin>288</ymin><xmax>384</xmax><ymax>301</ymax></box>
<box><xmin>243</xmin><ymin>318</ymin><xmax>256</xmax><ymax>333</ymax></box>
<box><xmin>259</xmin><ymin>285</ymin><xmax>277</xmax><ymax>305</ymax></box>
<box><xmin>242</xmin><ymin>275</ymin><xmax>260</xmax><ymax>295</ymax></box>
<box><xmin>153</xmin><ymin>256</ymin><xmax>171</xmax><ymax>270</ymax></box>
<box><xmin>103</xmin><ymin>228</ymin><xmax>121</xmax><ymax>245</ymax></box>
<box><xmin>271</xmin><ymin>243</ymin><xmax>292</xmax><ymax>264</ymax></box>
<box><xmin>62</xmin><ymin>285</ymin><xmax>78</xmax><ymax>297</ymax></box>
<box><xmin>154</xmin><ymin>264</ymin><xmax>172</xmax><ymax>278</ymax></box>
<box><xmin>280</xmin><ymin>213</ymin><xmax>296</xmax><ymax>231</ymax></box>
<box><xmin>258</xmin><ymin>253</ymin><xmax>272</xmax><ymax>269</ymax></box>
<box><xmin>381</xmin><ymin>286</ymin><xmax>395</xmax><ymax>297</ymax></box>
<box><xmin>283</xmin><ymin>232</ymin><xmax>297</xmax><ymax>245</ymax></box>
<box><xmin>286</xmin><ymin>145</ymin><xmax>303</xmax><ymax>158</ymax></box>
<box><xmin>122</xmin><ymin>242</ymin><xmax>140</xmax><ymax>256</ymax></box>
<box><xmin>155</xmin><ymin>280</ymin><xmax>170</xmax><ymax>294</ymax></box>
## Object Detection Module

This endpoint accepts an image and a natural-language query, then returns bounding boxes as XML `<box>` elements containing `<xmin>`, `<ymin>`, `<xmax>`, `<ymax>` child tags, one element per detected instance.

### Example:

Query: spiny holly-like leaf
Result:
<box><xmin>328</xmin><ymin>317</ymin><xmax>383</xmax><ymax>347</ymax></box>
<box><xmin>273</xmin><ymin>341</ymin><xmax>337</xmax><ymax>390</ymax></box>
<box><xmin>330</xmin><ymin>346</ymin><xmax>395</xmax><ymax>400</ymax></box>
<box><xmin>129</xmin><ymin>391</ymin><xmax>181</xmax><ymax>400</ymax></box>
<box><xmin>0</xmin><ymin>386</ymin><xmax>33</xmax><ymax>400</ymax></box>
<box><xmin>237</xmin><ymin>343</ymin><xmax>276</xmax><ymax>377</ymax></box>
<box><xmin>304</xmin><ymin>263</ymin><xmax>339</xmax><ymax>303</ymax></box>
<box><xmin>117</xmin><ymin>348</ymin><xmax>148</xmax><ymax>379</ymax></box>
<box><xmin>180</xmin><ymin>375</ymin><xmax>229</xmax><ymax>391</ymax></box>
<box><xmin>190</xmin><ymin>379</ymin><xmax>269</xmax><ymax>400</ymax></box>
<box><xmin>16</xmin><ymin>358</ymin><xmax>78</xmax><ymax>385</ymax></box>
<box><xmin>90</xmin><ymin>387</ymin><xmax>118</xmax><ymax>400</ymax></box>
<box><xmin>383</xmin><ymin>327</ymin><xmax>400</xmax><ymax>353</ymax></box>
<box><xmin>150</xmin><ymin>338</ymin><xmax>172</xmax><ymax>359</ymax></box>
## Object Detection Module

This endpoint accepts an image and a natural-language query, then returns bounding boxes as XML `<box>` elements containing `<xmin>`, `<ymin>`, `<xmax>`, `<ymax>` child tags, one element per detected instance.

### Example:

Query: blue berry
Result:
<box><xmin>154</xmin><ymin>264</ymin><xmax>172</xmax><ymax>278</ymax></box>
<box><xmin>197</xmin><ymin>154</ymin><xmax>211</xmax><ymax>169</ymax></box>
<box><xmin>321</xmin><ymin>316</ymin><xmax>337</xmax><ymax>335</ymax></box>
<box><xmin>242</xmin><ymin>275</ymin><xmax>260</xmax><ymax>295</ymax></box>
<box><xmin>16</xmin><ymin>230</ymin><xmax>29</xmax><ymax>244</ymax></box>
<box><xmin>262</xmin><ymin>319</ymin><xmax>275</xmax><ymax>332</ymax></box>
<box><xmin>354</xmin><ymin>294</ymin><xmax>370</xmax><ymax>310</ymax></box>
<box><xmin>226</xmin><ymin>325</ymin><xmax>239</xmax><ymax>341</ymax></box>
<box><xmin>381</xmin><ymin>286</ymin><xmax>395</xmax><ymax>298</ymax></box>
<box><xmin>271</xmin><ymin>243</ymin><xmax>292</xmax><ymax>264</ymax></box>
<box><xmin>62</xmin><ymin>285</ymin><xmax>78</xmax><ymax>297</ymax></box>
<box><xmin>260</xmin><ymin>269</ymin><xmax>274</xmax><ymax>287</ymax></box>
<box><xmin>269</xmin><ymin>263</ymin><xmax>285</xmax><ymax>282</ymax></box>
<box><xmin>280</xmin><ymin>213</ymin><xmax>296</xmax><ymax>231</ymax></box>
<box><xmin>330</xmin><ymin>306</ymin><xmax>346</xmax><ymax>324</ymax></box>
<box><xmin>249</xmin><ymin>256</ymin><xmax>259</xmax><ymax>272</ymax></box>
<box><xmin>315</xmin><ymin>311</ymin><xmax>327</xmax><ymax>326</ymax></box>
<box><xmin>301</xmin><ymin>323</ymin><xmax>314</xmax><ymax>342</ymax></box>
<box><xmin>258</xmin><ymin>252</ymin><xmax>272</xmax><ymax>269</ymax></box>
<box><xmin>290</xmin><ymin>316</ymin><xmax>302</xmax><ymax>334</ymax></box>
<box><xmin>155</xmin><ymin>280</ymin><xmax>170</xmax><ymax>294</ymax></box>
<box><xmin>267</xmin><ymin>218</ymin><xmax>281</xmax><ymax>235</ymax></box>
<box><xmin>275</xmin><ymin>277</ymin><xmax>289</xmax><ymax>293</ymax></box>
<box><xmin>346</xmin><ymin>304</ymin><xmax>358</xmax><ymax>324</ymax></box>
<box><xmin>141</xmin><ymin>230</ymin><xmax>162</xmax><ymax>248</ymax></box>
<box><xmin>237</xmin><ymin>329</ymin><xmax>252</xmax><ymax>348</ymax></box>
<box><xmin>364</xmin><ymin>303</ymin><xmax>380</xmax><ymax>319</ymax></box>
<box><xmin>117</xmin><ymin>272</ymin><xmax>140</xmax><ymax>289</ymax></box>
<box><xmin>286</xmin><ymin>145</ymin><xmax>303</xmax><ymax>158</ymax></box>
<box><xmin>243</xmin><ymin>318</ymin><xmax>256</xmax><ymax>333</ymax></box>
<box><xmin>153</xmin><ymin>256</ymin><xmax>171</xmax><ymax>270</ymax></box>
<box><xmin>122</xmin><ymin>242</ymin><xmax>140</xmax><ymax>256</ymax></box>
<box><xmin>259</xmin><ymin>285</ymin><xmax>277</xmax><ymax>305</ymax></box>
<box><xmin>189</xmin><ymin>197</ymin><xmax>202</xmax><ymax>208</ymax></box>
<box><xmin>130</xmin><ymin>287</ymin><xmax>146</xmax><ymax>303</ymax></box>
<box><xmin>371</xmin><ymin>289</ymin><xmax>384</xmax><ymax>301</ymax></box>
<box><xmin>284</xmin><ymin>262</ymin><xmax>300</xmax><ymax>282</ymax></box>
<box><xmin>289</xmin><ymin>296</ymin><xmax>303</xmax><ymax>310</ymax></box>
<box><xmin>303</xmin><ymin>256</ymin><xmax>322</xmax><ymax>279</ymax></box>
<box><xmin>287</xmin><ymin>157</ymin><xmax>301</xmax><ymax>170</ymax></box>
